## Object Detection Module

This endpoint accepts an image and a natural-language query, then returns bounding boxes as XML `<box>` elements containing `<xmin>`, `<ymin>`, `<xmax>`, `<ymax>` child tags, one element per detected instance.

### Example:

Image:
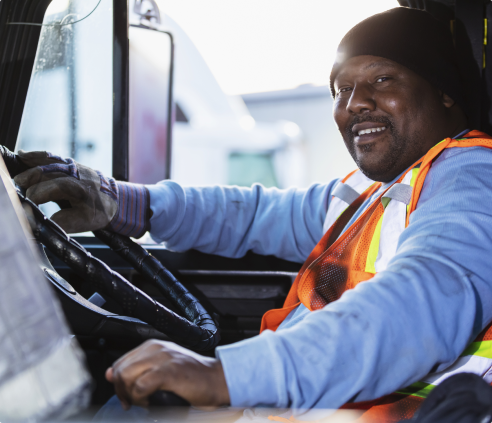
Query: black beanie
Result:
<box><xmin>329</xmin><ymin>7</ymin><xmax>464</xmax><ymax>109</ymax></box>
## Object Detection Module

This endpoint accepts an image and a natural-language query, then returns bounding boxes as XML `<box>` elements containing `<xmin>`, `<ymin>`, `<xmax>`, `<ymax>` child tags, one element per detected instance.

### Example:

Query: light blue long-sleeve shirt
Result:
<box><xmin>147</xmin><ymin>144</ymin><xmax>492</xmax><ymax>411</ymax></box>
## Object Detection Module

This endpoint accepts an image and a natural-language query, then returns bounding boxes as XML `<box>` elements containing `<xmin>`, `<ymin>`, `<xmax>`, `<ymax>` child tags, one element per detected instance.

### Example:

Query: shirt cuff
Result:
<box><xmin>146</xmin><ymin>181</ymin><xmax>186</xmax><ymax>243</ymax></box>
<box><xmin>215</xmin><ymin>331</ymin><xmax>287</xmax><ymax>408</ymax></box>
<box><xmin>107</xmin><ymin>181</ymin><xmax>151</xmax><ymax>238</ymax></box>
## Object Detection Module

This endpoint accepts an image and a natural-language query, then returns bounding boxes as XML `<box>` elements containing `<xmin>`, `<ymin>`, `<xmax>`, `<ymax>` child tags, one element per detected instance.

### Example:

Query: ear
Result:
<box><xmin>439</xmin><ymin>90</ymin><xmax>455</xmax><ymax>108</ymax></box>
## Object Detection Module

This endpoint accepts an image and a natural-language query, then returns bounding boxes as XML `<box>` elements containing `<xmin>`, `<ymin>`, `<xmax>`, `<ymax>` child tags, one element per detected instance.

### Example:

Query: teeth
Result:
<box><xmin>357</xmin><ymin>126</ymin><xmax>386</xmax><ymax>136</ymax></box>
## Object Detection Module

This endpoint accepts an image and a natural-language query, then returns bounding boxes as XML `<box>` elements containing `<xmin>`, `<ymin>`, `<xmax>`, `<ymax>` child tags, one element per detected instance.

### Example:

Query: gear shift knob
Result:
<box><xmin>148</xmin><ymin>390</ymin><xmax>190</xmax><ymax>407</ymax></box>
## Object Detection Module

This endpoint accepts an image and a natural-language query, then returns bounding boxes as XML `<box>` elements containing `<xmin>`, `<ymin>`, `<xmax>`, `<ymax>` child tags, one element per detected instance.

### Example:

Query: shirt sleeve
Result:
<box><xmin>216</xmin><ymin>146</ymin><xmax>492</xmax><ymax>410</ymax></box>
<box><xmin>146</xmin><ymin>181</ymin><xmax>337</xmax><ymax>263</ymax></box>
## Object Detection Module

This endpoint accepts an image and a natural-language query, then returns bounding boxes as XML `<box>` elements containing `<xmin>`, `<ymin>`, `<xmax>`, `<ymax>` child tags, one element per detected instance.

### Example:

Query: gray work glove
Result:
<box><xmin>14</xmin><ymin>150</ymin><xmax>119</xmax><ymax>234</ymax></box>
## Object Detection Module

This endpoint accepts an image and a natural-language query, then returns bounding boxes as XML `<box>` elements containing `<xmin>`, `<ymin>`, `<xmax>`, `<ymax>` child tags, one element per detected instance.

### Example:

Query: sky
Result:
<box><xmin>156</xmin><ymin>0</ymin><xmax>398</xmax><ymax>95</ymax></box>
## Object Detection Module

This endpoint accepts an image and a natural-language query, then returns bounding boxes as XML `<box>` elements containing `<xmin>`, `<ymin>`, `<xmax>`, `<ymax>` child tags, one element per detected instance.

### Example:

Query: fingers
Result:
<box><xmin>112</xmin><ymin>370</ymin><xmax>132</xmax><ymax>410</ymax></box>
<box><xmin>110</xmin><ymin>342</ymin><xmax>161</xmax><ymax>410</ymax></box>
<box><xmin>131</xmin><ymin>369</ymin><xmax>168</xmax><ymax>407</ymax></box>
<box><xmin>105</xmin><ymin>367</ymin><xmax>114</xmax><ymax>383</ymax></box>
<box><xmin>105</xmin><ymin>367</ymin><xmax>131</xmax><ymax>409</ymax></box>
<box><xmin>17</xmin><ymin>150</ymin><xmax>67</xmax><ymax>167</ymax></box>
<box><xmin>26</xmin><ymin>178</ymin><xmax>87</xmax><ymax>206</ymax></box>
<box><xmin>14</xmin><ymin>167</ymin><xmax>66</xmax><ymax>189</ymax></box>
<box><xmin>112</xmin><ymin>364</ymin><xmax>154</xmax><ymax>410</ymax></box>
<box><xmin>50</xmin><ymin>209</ymin><xmax>93</xmax><ymax>234</ymax></box>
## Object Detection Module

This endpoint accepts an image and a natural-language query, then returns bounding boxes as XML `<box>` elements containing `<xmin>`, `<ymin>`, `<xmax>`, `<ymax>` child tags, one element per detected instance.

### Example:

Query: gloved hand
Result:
<box><xmin>14</xmin><ymin>150</ymin><xmax>150</xmax><ymax>236</ymax></box>
<box><xmin>14</xmin><ymin>150</ymin><xmax>118</xmax><ymax>234</ymax></box>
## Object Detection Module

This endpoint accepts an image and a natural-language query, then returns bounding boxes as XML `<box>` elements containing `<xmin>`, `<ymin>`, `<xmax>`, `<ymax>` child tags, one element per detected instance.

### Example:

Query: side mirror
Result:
<box><xmin>129</xmin><ymin>25</ymin><xmax>174</xmax><ymax>183</ymax></box>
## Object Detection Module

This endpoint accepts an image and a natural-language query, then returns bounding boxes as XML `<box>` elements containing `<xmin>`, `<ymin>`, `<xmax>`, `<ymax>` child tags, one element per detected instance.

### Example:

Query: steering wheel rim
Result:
<box><xmin>1</xmin><ymin>147</ymin><xmax>217</xmax><ymax>408</ymax></box>
<box><xmin>93</xmin><ymin>229</ymin><xmax>217</xmax><ymax>336</ymax></box>
<box><xmin>17</xmin><ymin>193</ymin><xmax>220</xmax><ymax>351</ymax></box>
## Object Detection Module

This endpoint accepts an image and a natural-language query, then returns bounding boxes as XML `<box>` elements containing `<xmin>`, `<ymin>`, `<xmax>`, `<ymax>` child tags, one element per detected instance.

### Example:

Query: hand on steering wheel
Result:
<box><xmin>14</xmin><ymin>150</ymin><xmax>119</xmax><ymax>234</ymax></box>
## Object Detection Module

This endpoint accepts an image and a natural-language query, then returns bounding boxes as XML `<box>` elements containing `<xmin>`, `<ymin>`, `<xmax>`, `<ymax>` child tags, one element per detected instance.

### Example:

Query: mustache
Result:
<box><xmin>344</xmin><ymin>115</ymin><xmax>394</xmax><ymax>138</ymax></box>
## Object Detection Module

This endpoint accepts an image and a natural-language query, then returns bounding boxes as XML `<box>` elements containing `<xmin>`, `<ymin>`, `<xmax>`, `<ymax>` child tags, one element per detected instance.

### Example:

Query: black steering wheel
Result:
<box><xmin>2</xmin><ymin>146</ymin><xmax>218</xmax><ymax>406</ymax></box>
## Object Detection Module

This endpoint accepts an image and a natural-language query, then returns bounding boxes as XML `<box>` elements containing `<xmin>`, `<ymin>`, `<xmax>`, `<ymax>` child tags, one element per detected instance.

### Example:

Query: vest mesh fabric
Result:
<box><xmin>299</xmin><ymin>200</ymin><xmax>384</xmax><ymax>310</ymax></box>
<box><xmin>344</xmin><ymin>394</ymin><xmax>423</xmax><ymax>423</ymax></box>
<box><xmin>476</xmin><ymin>325</ymin><xmax>492</xmax><ymax>342</ymax></box>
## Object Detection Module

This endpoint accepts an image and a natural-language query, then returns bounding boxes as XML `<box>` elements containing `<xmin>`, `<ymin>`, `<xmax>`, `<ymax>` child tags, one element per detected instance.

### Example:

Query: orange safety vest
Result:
<box><xmin>261</xmin><ymin>131</ymin><xmax>492</xmax><ymax>423</ymax></box>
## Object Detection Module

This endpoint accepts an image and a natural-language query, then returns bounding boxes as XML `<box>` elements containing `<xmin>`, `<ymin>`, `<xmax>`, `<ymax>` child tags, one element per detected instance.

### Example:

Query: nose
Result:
<box><xmin>346</xmin><ymin>84</ymin><xmax>376</xmax><ymax>115</ymax></box>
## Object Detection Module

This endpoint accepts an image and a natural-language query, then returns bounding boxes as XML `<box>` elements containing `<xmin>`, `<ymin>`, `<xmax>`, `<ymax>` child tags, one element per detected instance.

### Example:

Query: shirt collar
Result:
<box><xmin>454</xmin><ymin>128</ymin><xmax>470</xmax><ymax>139</ymax></box>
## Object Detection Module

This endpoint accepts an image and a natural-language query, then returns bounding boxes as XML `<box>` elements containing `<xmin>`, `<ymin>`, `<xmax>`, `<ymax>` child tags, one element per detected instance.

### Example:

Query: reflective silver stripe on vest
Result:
<box><xmin>382</xmin><ymin>183</ymin><xmax>413</xmax><ymax>206</ymax></box>
<box><xmin>323</xmin><ymin>170</ymin><xmax>375</xmax><ymax>234</ymax></box>
<box><xmin>374</xmin><ymin>199</ymin><xmax>406</xmax><ymax>272</ymax></box>
<box><xmin>422</xmin><ymin>354</ymin><xmax>492</xmax><ymax>387</ymax></box>
<box><xmin>332</xmin><ymin>182</ymin><xmax>360</xmax><ymax>205</ymax></box>
<box><xmin>373</xmin><ymin>178</ymin><xmax>413</xmax><ymax>273</ymax></box>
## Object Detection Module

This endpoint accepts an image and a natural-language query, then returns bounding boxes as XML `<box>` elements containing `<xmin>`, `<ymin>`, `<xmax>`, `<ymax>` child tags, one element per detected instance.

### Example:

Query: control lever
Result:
<box><xmin>148</xmin><ymin>390</ymin><xmax>190</xmax><ymax>407</ymax></box>
<box><xmin>148</xmin><ymin>391</ymin><xmax>190</xmax><ymax>421</ymax></box>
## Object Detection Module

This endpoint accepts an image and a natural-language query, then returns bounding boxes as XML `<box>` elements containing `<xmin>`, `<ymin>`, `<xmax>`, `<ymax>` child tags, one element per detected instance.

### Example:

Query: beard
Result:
<box><xmin>343</xmin><ymin>115</ymin><xmax>416</xmax><ymax>182</ymax></box>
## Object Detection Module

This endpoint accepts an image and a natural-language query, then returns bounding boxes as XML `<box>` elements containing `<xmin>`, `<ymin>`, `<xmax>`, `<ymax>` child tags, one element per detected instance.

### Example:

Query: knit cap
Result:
<box><xmin>329</xmin><ymin>7</ymin><xmax>464</xmax><ymax>108</ymax></box>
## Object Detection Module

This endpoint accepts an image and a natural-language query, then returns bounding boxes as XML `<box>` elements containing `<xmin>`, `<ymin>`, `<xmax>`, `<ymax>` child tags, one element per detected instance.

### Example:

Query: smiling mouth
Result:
<box><xmin>356</xmin><ymin>126</ymin><xmax>387</xmax><ymax>137</ymax></box>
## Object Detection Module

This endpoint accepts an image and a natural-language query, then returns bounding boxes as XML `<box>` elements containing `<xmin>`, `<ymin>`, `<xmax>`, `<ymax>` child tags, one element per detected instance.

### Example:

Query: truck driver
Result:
<box><xmin>14</xmin><ymin>7</ymin><xmax>492</xmax><ymax>422</ymax></box>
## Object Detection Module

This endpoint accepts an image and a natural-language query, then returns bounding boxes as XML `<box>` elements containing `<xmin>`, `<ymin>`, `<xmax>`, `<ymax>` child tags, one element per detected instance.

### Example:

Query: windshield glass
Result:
<box><xmin>16</xmin><ymin>0</ymin><xmax>113</xmax><ymax>177</ymax></box>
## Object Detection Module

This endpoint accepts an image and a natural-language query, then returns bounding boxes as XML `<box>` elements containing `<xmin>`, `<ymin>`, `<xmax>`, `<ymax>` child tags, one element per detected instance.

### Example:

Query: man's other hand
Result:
<box><xmin>106</xmin><ymin>340</ymin><xmax>230</xmax><ymax>409</ymax></box>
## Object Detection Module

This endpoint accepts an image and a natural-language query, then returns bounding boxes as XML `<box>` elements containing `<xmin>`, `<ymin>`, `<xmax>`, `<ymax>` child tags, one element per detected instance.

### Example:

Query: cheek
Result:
<box><xmin>378</xmin><ymin>90</ymin><xmax>421</xmax><ymax>128</ymax></box>
<box><xmin>379</xmin><ymin>93</ymin><xmax>405</xmax><ymax>115</ymax></box>
<box><xmin>333</xmin><ymin>99</ymin><xmax>348</xmax><ymax>131</ymax></box>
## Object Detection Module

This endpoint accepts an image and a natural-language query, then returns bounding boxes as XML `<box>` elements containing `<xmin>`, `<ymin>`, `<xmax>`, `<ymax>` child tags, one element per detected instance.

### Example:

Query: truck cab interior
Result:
<box><xmin>0</xmin><ymin>0</ymin><xmax>490</xmax><ymax>415</ymax></box>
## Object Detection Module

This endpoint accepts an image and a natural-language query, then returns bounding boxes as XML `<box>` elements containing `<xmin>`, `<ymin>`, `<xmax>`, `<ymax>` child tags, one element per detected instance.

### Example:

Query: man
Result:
<box><xmin>14</xmin><ymin>7</ymin><xmax>492</xmax><ymax>422</ymax></box>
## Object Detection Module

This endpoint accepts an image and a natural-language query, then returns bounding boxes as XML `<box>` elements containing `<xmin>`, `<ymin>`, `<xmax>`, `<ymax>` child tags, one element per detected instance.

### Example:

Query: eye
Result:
<box><xmin>337</xmin><ymin>86</ymin><xmax>352</xmax><ymax>95</ymax></box>
<box><xmin>376</xmin><ymin>76</ymin><xmax>391</xmax><ymax>83</ymax></box>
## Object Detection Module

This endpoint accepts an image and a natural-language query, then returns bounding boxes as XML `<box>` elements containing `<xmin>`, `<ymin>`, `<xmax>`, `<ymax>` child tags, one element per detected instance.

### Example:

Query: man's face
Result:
<box><xmin>333</xmin><ymin>55</ymin><xmax>451</xmax><ymax>182</ymax></box>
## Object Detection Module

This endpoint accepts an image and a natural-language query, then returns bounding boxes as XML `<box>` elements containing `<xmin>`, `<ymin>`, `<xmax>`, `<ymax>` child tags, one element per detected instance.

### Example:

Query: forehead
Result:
<box><xmin>334</xmin><ymin>56</ymin><xmax>402</xmax><ymax>85</ymax></box>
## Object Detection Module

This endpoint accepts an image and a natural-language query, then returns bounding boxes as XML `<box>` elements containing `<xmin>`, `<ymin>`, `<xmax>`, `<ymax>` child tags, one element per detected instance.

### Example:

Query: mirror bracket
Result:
<box><xmin>113</xmin><ymin>0</ymin><xmax>130</xmax><ymax>181</ymax></box>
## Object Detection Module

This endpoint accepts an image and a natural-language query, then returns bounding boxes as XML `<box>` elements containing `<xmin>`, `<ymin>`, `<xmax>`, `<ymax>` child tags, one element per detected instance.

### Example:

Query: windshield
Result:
<box><xmin>16</xmin><ymin>0</ymin><xmax>113</xmax><ymax>177</ymax></box>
